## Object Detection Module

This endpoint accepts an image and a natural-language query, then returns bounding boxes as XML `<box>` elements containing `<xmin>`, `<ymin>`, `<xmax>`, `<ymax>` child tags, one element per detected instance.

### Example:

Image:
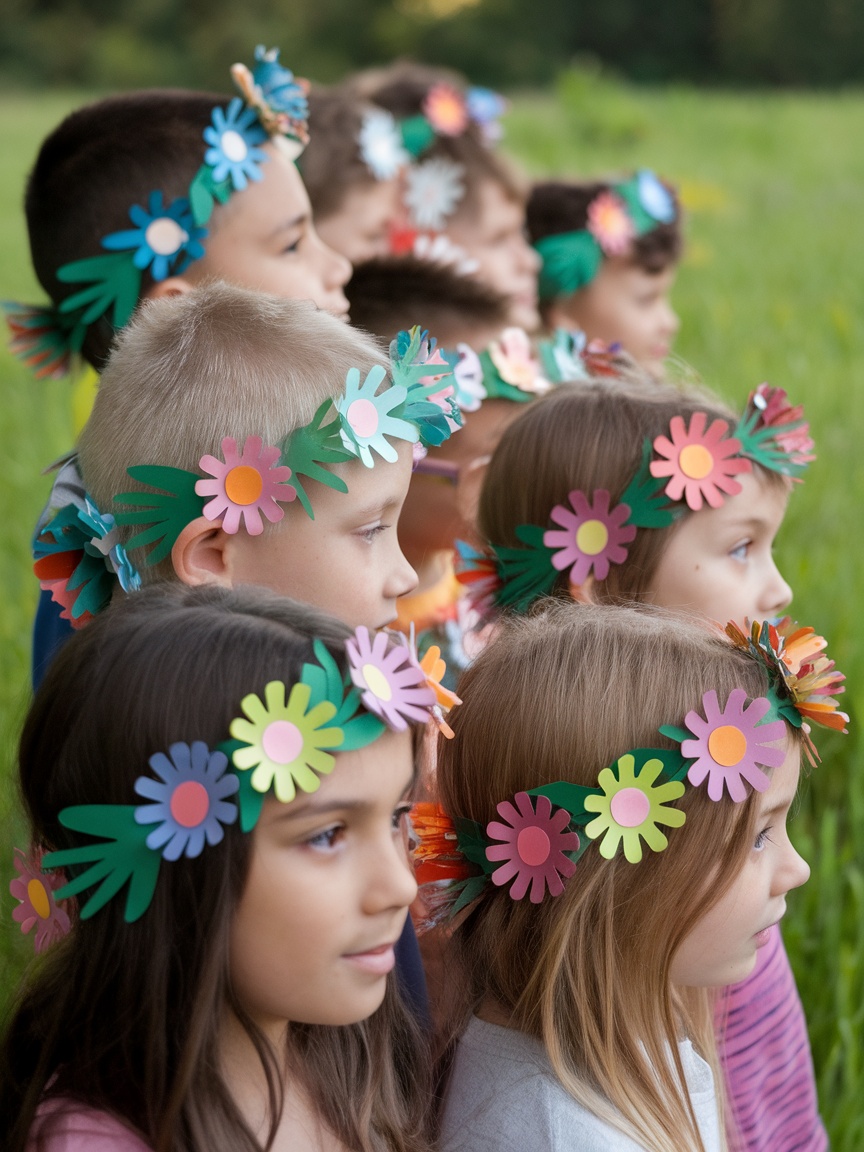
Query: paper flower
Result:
<box><xmin>586</xmin><ymin>191</ymin><xmax>635</xmax><ymax>256</ymax></box>
<box><xmin>488</xmin><ymin>328</ymin><xmax>551</xmax><ymax>395</ymax></box>
<box><xmin>10</xmin><ymin>847</ymin><xmax>71</xmax><ymax>953</ymax></box>
<box><xmin>77</xmin><ymin>498</ymin><xmax>141</xmax><ymax>593</ymax></box>
<box><xmin>637</xmin><ymin>170</ymin><xmax>676</xmax><ymax>223</ymax></box>
<box><xmin>412</xmin><ymin>232</ymin><xmax>479</xmax><ymax>275</ymax></box>
<box><xmin>404</xmin><ymin>158</ymin><xmax>466</xmax><ymax>231</ymax></box>
<box><xmin>196</xmin><ymin>436</ymin><xmax>296</xmax><ymax>535</ymax></box>
<box><xmin>548</xmin><ymin>328</ymin><xmax>589</xmax><ymax>382</ymax></box>
<box><xmin>338</xmin><ymin>365</ymin><xmax>418</xmax><ymax>466</ymax></box>
<box><xmin>681</xmin><ymin>689</ymin><xmax>787</xmax><ymax>802</ymax></box>
<box><xmin>485</xmin><ymin>792</ymin><xmax>579</xmax><ymax>902</ymax></box>
<box><xmin>203</xmin><ymin>98</ymin><xmax>269</xmax><ymax>190</ymax></box>
<box><xmin>422</xmin><ymin>83</ymin><xmax>468</xmax><ymax>136</ymax></box>
<box><xmin>101</xmin><ymin>192</ymin><xmax>206</xmax><ymax>281</ymax></box>
<box><xmin>454</xmin><ymin>539</ymin><xmax>502</xmax><ymax>617</ymax></box>
<box><xmin>133</xmin><ymin>741</ymin><xmax>239</xmax><ymax>860</ymax></box>
<box><xmin>650</xmin><ymin>413</ymin><xmax>751</xmax><ymax>511</ymax></box>
<box><xmin>450</xmin><ymin>343</ymin><xmax>487</xmax><ymax>411</ymax></box>
<box><xmin>346</xmin><ymin>626</ymin><xmax>436</xmax><ymax>731</ymax></box>
<box><xmin>358</xmin><ymin>108</ymin><xmax>409</xmax><ymax>180</ymax></box>
<box><xmin>466</xmin><ymin>86</ymin><xmax>507</xmax><ymax>142</ymax></box>
<box><xmin>584</xmin><ymin>754</ymin><xmax>686</xmax><ymax>863</ymax></box>
<box><xmin>543</xmin><ymin>489</ymin><xmax>637</xmax><ymax>584</ymax></box>
<box><xmin>750</xmin><ymin>384</ymin><xmax>816</xmax><ymax>469</ymax></box>
<box><xmin>230</xmin><ymin>47</ymin><xmax>310</xmax><ymax>151</ymax></box>
<box><xmin>230</xmin><ymin>680</ymin><xmax>344</xmax><ymax>802</ymax></box>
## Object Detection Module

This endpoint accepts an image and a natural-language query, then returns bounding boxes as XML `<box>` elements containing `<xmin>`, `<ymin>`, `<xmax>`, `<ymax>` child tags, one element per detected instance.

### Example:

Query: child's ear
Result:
<box><xmin>145</xmin><ymin>277</ymin><xmax>195</xmax><ymax>302</ymax></box>
<box><xmin>171</xmin><ymin>518</ymin><xmax>234</xmax><ymax>588</ymax></box>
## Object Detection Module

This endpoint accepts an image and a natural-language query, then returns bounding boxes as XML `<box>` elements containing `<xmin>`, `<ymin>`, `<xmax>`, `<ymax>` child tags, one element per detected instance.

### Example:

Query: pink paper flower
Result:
<box><xmin>347</xmin><ymin>627</ymin><xmax>436</xmax><ymax>731</ymax></box>
<box><xmin>650</xmin><ymin>413</ymin><xmax>751</xmax><ymax>511</ymax></box>
<box><xmin>486</xmin><ymin>792</ymin><xmax>579</xmax><ymax>902</ymax></box>
<box><xmin>543</xmin><ymin>489</ymin><xmax>636</xmax><ymax>584</ymax></box>
<box><xmin>752</xmin><ymin>383</ymin><xmax>816</xmax><ymax>467</ymax></box>
<box><xmin>196</xmin><ymin>436</ymin><xmax>296</xmax><ymax>535</ymax></box>
<box><xmin>586</xmin><ymin>191</ymin><xmax>635</xmax><ymax>255</ymax></box>
<box><xmin>682</xmin><ymin>688</ymin><xmax>787</xmax><ymax>802</ymax></box>
<box><xmin>488</xmin><ymin>328</ymin><xmax>551</xmax><ymax>394</ymax></box>
<box><xmin>10</xmin><ymin>847</ymin><xmax>71</xmax><ymax>953</ymax></box>
<box><xmin>423</xmin><ymin>83</ymin><xmax>469</xmax><ymax>136</ymax></box>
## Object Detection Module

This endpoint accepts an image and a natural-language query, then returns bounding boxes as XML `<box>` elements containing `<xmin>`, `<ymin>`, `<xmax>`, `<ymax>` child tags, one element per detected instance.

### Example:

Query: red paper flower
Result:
<box><xmin>10</xmin><ymin>847</ymin><xmax>71</xmax><ymax>953</ymax></box>
<box><xmin>586</xmin><ymin>191</ymin><xmax>635</xmax><ymax>256</ymax></box>
<box><xmin>423</xmin><ymin>83</ymin><xmax>469</xmax><ymax>136</ymax></box>
<box><xmin>650</xmin><ymin>413</ymin><xmax>751</xmax><ymax>510</ymax></box>
<box><xmin>486</xmin><ymin>792</ymin><xmax>579</xmax><ymax>902</ymax></box>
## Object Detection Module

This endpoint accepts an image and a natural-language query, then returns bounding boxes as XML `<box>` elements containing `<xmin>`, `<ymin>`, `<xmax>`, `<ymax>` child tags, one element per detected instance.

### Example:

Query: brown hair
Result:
<box><xmin>2</xmin><ymin>582</ymin><xmax>430</xmax><ymax>1152</ymax></box>
<box><xmin>437</xmin><ymin>601</ymin><xmax>800</xmax><ymax>1151</ymax></box>
<box><xmin>478</xmin><ymin>377</ymin><xmax>786</xmax><ymax>608</ymax></box>
<box><xmin>347</xmin><ymin>255</ymin><xmax>508</xmax><ymax>344</ymax></box>
<box><xmin>300</xmin><ymin>86</ymin><xmax>383</xmax><ymax>219</ymax></box>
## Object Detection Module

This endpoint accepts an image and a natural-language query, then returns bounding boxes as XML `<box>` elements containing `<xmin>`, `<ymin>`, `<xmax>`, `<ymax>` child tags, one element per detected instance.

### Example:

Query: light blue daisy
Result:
<box><xmin>338</xmin><ymin>365</ymin><xmax>418</xmax><ymax>467</ymax></box>
<box><xmin>101</xmin><ymin>192</ymin><xmax>206</xmax><ymax>281</ymax></box>
<box><xmin>134</xmin><ymin>741</ymin><xmax>239</xmax><ymax>861</ymax></box>
<box><xmin>252</xmin><ymin>46</ymin><xmax>309</xmax><ymax>121</ymax></box>
<box><xmin>637</xmin><ymin>170</ymin><xmax>676</xmax><ymax>224</ymax></box>
<box><xmin>203</xmin><ymin>98</ymin><xmax>269</xmax><ymax>191</ymax></box>
<box><xmin>78</xmin><ymin>497</ymin><xmax>142</xmax><ymax>593</ymax></box>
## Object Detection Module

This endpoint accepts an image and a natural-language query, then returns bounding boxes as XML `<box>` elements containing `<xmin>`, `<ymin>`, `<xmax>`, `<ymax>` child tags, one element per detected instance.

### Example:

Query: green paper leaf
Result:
<box><xmin>57</xmin><ymin>254</ymin><xmax>142</xmax><ymax>329</ymax></box>
<box><xmin>400</xmin><ymin>115</ymin><xmax>436</xmax><ymax>158</ymax></box>
<box><xmin>454</xmin><ymin>817</ymin><xmax>497</xmax><ymax>874</ymax></box>
<box><xmin>300</xmin><ymin>640</ymin><xmax>387</xmax><ymax>750</ymax></box>
<box><xmin>616</xmin><ymin>177</ymin><xmax>655</xmax><ymax>235</ymax></box>
<box><xmin>189</xmin><ymin>165</ymin><xmax>232</xmax><ymax>227</ymax></box>
<box><xmin>44</xmin><ymin>805</ymin><xmax>161</xmax><ymax>923</ymax></box>
<box><xmin>281</xmin><ymin>399</ymin><xmax>352</xmax><ymax>518</ymax></box>
<box><xmin>659</xmin><ymin>724</ymin><xmax>690</xmax><ymax>745</ymax></box>
<box><xmin>450</xmin><ymin>873</ymin><xmax>488</xmax><ymax>916</ymax></box>
<box><xmin>528</xmin><ymin>782</ymin><xmax>599</xmax><ymax>825</ymax></box>
<box><xmin>113</xmin><ymin>466</ymin><xmax>204</xmax><ymax>566</ymax></box>
<box><xmin>732</xmin><ymin>408</ymin><xmax>809</xmax><ymax>479</ymax></box>
<box><xmin>620</xmin><ymin>439</ymin><xmax>682</xmax><ymax>528</ymax></box>
<box><xmin>220</xmin><ymin>739</ymin><xmax>265</xmax><ymax>832</ymax></box>
<box><xmin>338</xmin><ymin>711</ymin><xmax>387</xmax><ymax>751</ymax></box>
<box><xmin>534</xmin><ymin>231</ymin><xmax>603</xmax><ymax>300</ymax></box>
<box><xmin>493</xmin><ymin>523</ymin><xmax>559</xmax><ymax>613</ymax></box>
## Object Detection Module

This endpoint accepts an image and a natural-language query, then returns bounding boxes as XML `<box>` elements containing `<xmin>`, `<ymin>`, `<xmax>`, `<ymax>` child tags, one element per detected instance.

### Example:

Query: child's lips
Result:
<box><xmin>342</xmin><ymin>942</ymin><xmax>398</xmax><ymax>975</ymax></box>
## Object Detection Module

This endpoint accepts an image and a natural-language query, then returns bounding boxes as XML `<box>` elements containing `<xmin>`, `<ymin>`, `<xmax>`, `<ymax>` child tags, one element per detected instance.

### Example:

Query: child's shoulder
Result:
<box><xmin>28</xmin><ymin>1097</ymin><xmax>151</xmax><ymax>1152</ymax></box>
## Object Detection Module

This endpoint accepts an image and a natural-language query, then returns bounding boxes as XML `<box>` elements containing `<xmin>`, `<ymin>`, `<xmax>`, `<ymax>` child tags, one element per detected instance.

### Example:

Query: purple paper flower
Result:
<box><xmin>486</xmin><ymin>792</ymin><xmax>579</xmax><ymax>903</ymax></box>
<box><xmin>346</xmin><ymin>627</ymin><xmax>436</xmax><ymax>730</ymax></box>
<box><xmin>543</xmin><ymin>489</ymin><xmax>636</xmax><ymax>584</ymax></box>
<box><xmin>682</xmin><ymin>689</ymin><xmax>787</xmax><ymax>802</ymax></box>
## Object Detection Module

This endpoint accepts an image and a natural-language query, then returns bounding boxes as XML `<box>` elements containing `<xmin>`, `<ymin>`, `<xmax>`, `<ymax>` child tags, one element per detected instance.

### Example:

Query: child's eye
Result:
<box><xmin>754</xmin><ymin>826</ymin><xmax>773</xmax><ymax>851</ymax></box>
<box><xmin>357</xmin><ymin>523</ymin><xmax>389</xmax><ymax>543</ymax></box>
<box><xmin>306</xmin><ymin>824</ymin><xmax>345</xmax><ymax>852</ymax></box>
<box><xmin>282</xmin><ymin>236</ymin><xmax>302</xmax><ymax>255</ymax></box>
<box><xmin>730</xmin><ymin>540</ymin><xmax>751</xmax><ymax>562</ymax></box>
<box><xmin>392</xmin><ymin>803</ymin><xmax>412</xmax><ymax>833</ymax></box>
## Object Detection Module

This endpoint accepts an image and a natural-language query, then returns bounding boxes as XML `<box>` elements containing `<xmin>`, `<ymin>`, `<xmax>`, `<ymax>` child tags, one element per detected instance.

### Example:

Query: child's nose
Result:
<box><xmin>364</xmin><ymin>835</ymin><xmax>418</xmax><ymax>914</ymax></box>
<box><xmin>763</xmin><ymin>559</ymin><xmax>793</xmax><ymax>615</ymax></box>
<box><xmin>325</xmin><ymin>243</ymin><xmax>352</xmax><ymax>289</ymax></box>
<box><xmin>779</xmin><ymin>841</ymin><xmax>810</xmax><ymax>896</ymax></box>
<box><xmin>389</xmin><ymin>549</ymin><xmax>418</xmax><ymax>600</ymax></box>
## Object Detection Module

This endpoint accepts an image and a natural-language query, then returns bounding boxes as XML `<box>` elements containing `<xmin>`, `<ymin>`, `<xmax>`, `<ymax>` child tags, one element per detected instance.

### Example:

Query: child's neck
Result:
<box><xmin>401</xmin><ymin>545</ymin><xmax>453</xmax><ymax>597</ymax></box>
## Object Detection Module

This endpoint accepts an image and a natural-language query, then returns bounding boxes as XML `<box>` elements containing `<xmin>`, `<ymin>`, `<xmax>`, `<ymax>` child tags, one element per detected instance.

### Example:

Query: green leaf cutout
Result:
<box><xmin>57</xmin><ymin>253</ymin><xmax>142</xmax><ymax>329</ymax></box>
<box><xmin>113</xmin><ymin>466</ymin><xmax>204</xmax><ymax>566</ymax></box>
<box><xmin>454</xmin><ymin>817</ymin><xmax>497</xmax><ymax>874</ymax></box>
<box><xmin>619</xmin><ymin>439</ymin><xmax>682</xmax><ymax>529</ymax></box>
<box><xmin>732</xmin><ymin>408</ymin><xmax>809</xmax><ymax>479</ymax></box>
<box><xmin>219</xmin><ymin>739</ymin><xmax>265</xmax><ymax>833</ymax></box>
<box><xmin>493</xmin><ymin>523</ymin><xmax>559</xmax><ymax>613</ymax></box>
<box><xmin>281</xmin><ymin>399</ymin><xmax>352</xmax><ymax>519</ymax></box>
<box><xmin>301</xmin><ymin>639</ymin><xmax>386</xmax><ymax>751</ymax></box>
<box><xmin>188</xmin><ymin>164</ymin><xmax>233</xmax><ymax>227</ymax></box>
<box><xmin>527</xmin><ymin>782</ymin><xmax>599</xmax><ymax>825</ymax></box>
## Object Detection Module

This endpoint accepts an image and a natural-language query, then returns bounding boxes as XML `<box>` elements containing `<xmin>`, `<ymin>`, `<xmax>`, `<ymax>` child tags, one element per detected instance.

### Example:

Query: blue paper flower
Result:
<box><xmin>338</xmin><ymin>365</ymin><xmax>419</xmax><ymax>467</ymax></box>
<box><xmin>101</xmin><ymin>192</ymin><xmax>206</xmax><ymax>281</ymax></box>
<box><xmin>134</xmin><ymin>741</ymin><xmax>239</xmax><ymax>860</ymax></box>
<box><xmin>637</xmin><ymin>170</ymin><xmax>676</xmax><ymax>224</ymax></box>
<box><xmin>252</xmin><ymin>46</ymin><xmax>309</xmax><ymax>121</ymax></box>
<box><xmin>78</xmin><ymin>497</ymin><xmax>142</xmax><ymax>593</ymax></box>
<box><xmin>203</xmin><ymin>98</ymin><xmax>269</xmax><ymax>191</ymax></box>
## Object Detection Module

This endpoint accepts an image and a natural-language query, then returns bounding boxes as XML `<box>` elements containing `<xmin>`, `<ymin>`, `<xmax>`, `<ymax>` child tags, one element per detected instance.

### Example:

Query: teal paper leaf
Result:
<box><xmin>528</xmin><ymin>781</ymin><xmax>599</xmax><ymax>825</ymax></box>
<box><xmin>493</xmin><ymin>523</ymin><xmax>559</xmax><ymax>613</ymax></box>
<box><xmin>281</xmin><ymin>399</ymin><xmax>352</xmax><ymax>518</ymax></box>
<box><xmin>619</xmin><ymin>439</ymin><xmax>682</xmax><ymax>528</ymax></box>
<box><xmin>57</xmin><ymin>254</ymin><xmax>142</xmax><ymax>329</ymax></box>
<box><xmin>219</xmin><ymin>739</ymin><xmax>265</xmax><ymax>832</ymax></box>
<box><xmin>113</xmin><ymin>466</ymin><xmax>204</xmax><ymax>566</ymax></box>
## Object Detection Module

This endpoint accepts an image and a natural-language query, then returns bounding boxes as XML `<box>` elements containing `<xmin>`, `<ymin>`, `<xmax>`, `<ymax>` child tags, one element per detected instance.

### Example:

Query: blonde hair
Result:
<box><xmin>437</xmin><ymin>602</ymin><xmax>800</xmax><ymax>1152</ymax></box>
<box><xmin>78</xmin><ymin>282</ymin><xmax>387</xmax><ymax>580</ymax></box>
<box><xmin>478</xmin><ymin>375</ymin><xmax>787</xmax><ymax>606</ymax></box>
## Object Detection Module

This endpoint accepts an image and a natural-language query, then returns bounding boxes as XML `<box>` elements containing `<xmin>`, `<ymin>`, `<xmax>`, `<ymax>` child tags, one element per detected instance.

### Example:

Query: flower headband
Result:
<box><xmin>412</xmin><ymin>618</ymin><xmax>846</xmax><ymax>922</ymax></box>
<box><xmin>12</xmin><ymin>626</ymin><xmax>455</xmax><ymax>943</ymax></box>
<box><xmin>4</xmin><ymin>46</ymin><xmax>309</xmax><ymax>380</ymax></box>
<box><xmin>456</xmin><ymin>385</ymin><xmax>814</xmax><ymax>616</ymax></box>
<box><xmin>534</xmin><ymin>170</ymin><xmax>679</xmax><ymax>301</ymax></box>
<box><xmin>33</xmin><ymin>328</ymin><xmax>461</xmax><ymax>622</ymax></box>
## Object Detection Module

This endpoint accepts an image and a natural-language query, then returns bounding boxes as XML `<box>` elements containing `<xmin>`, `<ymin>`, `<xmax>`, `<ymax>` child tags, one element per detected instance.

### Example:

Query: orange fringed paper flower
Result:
<box><xmin>410</xmin><ymin>802</ymin><xmax>472</xmax><ymax>886</ymax></box>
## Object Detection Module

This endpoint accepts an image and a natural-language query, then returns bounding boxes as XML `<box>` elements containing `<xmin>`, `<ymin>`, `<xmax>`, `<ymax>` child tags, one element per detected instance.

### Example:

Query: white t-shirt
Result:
<box><xmin>440</xmin><ymin>1017</ymin><xmax>722</xmax><ymax>1152</ymax></box>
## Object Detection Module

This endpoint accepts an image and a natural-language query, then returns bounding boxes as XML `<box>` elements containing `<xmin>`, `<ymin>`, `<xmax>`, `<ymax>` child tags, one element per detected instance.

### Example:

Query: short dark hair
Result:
<box><xmin>25</xmin><ymin>89</ymin><xmax>229</xmax><ymax>368</ymax></box>
<box><xmin>346</xmin><ymin>255</ymin><xmax>508</xmax><ymax>343</ymax></box>
<box><xmin>300</xmin><ymin>85</ymin><xmax>378</xmax><ymax>219</ymax></box>
<box><xmin>526</xmin><ymin>179</ymin><xmax>683</xmax><ymax>278</ymax></box>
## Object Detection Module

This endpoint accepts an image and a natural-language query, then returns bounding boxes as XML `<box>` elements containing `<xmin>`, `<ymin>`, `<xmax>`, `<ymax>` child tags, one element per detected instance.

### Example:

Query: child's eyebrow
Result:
<box><xmin>266</xmin><ymin>213</ymin><xmax>308</xmax><ymax>239</ymax></box>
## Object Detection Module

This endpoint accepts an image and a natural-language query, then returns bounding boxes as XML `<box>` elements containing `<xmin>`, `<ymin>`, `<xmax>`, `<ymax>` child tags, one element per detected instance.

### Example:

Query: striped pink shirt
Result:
<box><xmin>717</xmin><ymin>926</ymin><xmax>826</xmax><ymax>1152</ymax></box>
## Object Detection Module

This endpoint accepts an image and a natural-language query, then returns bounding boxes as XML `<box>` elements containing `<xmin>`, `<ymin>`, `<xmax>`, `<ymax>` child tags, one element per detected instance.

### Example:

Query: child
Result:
<box><xmin>348</xmin><ymin>61</ymin><xmax>541</xmax><ymax>331</ymax></box>
<box><xmin>458</xmin><ymin>378</ymin><xmax>829</xmax><ymax>1151</ymax></box>
<box><xmin>3</xmin><ymin>581</ymin><xmax>438</xmax><ymax>1151</ymax></box>
<box><xmin>418</xmin><ymin>601</ymin><xmax>845</xmax><ymax>1150</ymax></box>
<box><xmin>527</xmin><ymin>174</ymin><xmax>682</xmax><ymax>374</ymax></box>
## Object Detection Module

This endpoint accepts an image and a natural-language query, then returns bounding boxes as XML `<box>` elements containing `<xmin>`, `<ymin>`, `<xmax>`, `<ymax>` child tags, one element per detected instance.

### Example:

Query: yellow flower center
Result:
<box><xmin>362</xmin><ymin>663</ymin><xmax>393</xmax><ymax>702</ymax></box>
<box><xmin>707</xmin><ymin>724</ymin><xmax>748</xmax><ymax>767</ymax></box>
<box><xmin>575</xmin><ymin>519</ymin><xmax>609</xmax><ymax>556</ymax></box>
<box><xmin>225</xmin><ymin>465</ymin><xmax>264</xmax><ymax>506</ymax></box>
<box><xmin>678</xmin><ymin>443</ymin><xmax>714</xmax><ymax>480</ymax></box>
<box><xmin>28</xmin><ymin>877</ymin><xmax>51</xmax><ymax>920</ymax></box>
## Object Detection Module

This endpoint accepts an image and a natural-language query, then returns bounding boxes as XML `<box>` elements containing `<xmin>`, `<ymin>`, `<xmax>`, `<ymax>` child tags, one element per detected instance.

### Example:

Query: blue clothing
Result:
<box><xmin>32</xmin><ymin>589</ymin><xmax>74</xmax><ymax>690</ymax></box>
<box><xmin>394</xmin><ymin>918</ymin><xmax>429</xmax><ymax>1026</ymax></box>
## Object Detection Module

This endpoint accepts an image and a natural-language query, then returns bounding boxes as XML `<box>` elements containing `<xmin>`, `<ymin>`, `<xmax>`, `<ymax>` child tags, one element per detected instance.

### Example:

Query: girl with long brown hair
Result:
<box><xmin>2</xmin><ymin>583</ymin><xmax>438</xmax><ymax>1152</ymax></box>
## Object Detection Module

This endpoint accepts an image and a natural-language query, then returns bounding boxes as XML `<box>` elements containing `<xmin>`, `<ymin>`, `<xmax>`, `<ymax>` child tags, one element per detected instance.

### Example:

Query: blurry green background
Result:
<box><xmin>1</xmin><ymin>2</ymin><xmax>863</xmax><ymax>1146</ymax></box>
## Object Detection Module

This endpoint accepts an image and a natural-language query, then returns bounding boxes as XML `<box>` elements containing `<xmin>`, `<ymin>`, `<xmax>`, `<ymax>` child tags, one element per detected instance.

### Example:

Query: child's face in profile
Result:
<box><xmin>647</xmin><ymin>470</ymin><xmax>792</xmax><ymax>628</ymax></box>
<box><xmin>447</xmin><ymin>180</ymin><xmax>541</xmax><ymax>333</ymax></box>
<box><xmin>229</xmin><ymin>728</ymin><xmax>416</xmax><ymax>1034</ymax></box>
<box><xmin>316</xmin><ymin>179</ymin><xmax>403</xmax><ymax>266</ymax></box>
<box><xmin>670</xmin><ymin>738</ymin><xmax>808</xmax><ymax>987</ymax></box>
<box><xmin>551</xmin><ymin>258</ymin><xmax>679</xmax><ymax>375</ymax></box>
<box><xmin>225</xmin><ymin>442</ymin><xmax>418</xmax><ymax>630</ymax></box>
<box><xmin>185</xmin><ymin>143</ymin><xmax>352</xmax><ymax>319</ymax></box>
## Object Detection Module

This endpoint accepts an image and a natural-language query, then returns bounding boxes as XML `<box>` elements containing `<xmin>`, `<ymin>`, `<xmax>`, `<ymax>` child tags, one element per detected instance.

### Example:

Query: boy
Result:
<box><xmin>527</xmin><ymin>173</ymin><xmax>682</xmax><ymax>376</ymax></box>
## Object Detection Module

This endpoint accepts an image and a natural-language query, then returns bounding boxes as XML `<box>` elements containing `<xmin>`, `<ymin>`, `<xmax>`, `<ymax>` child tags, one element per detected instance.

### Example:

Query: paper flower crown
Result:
<box><xmin>533</xmin><ymin>170</ymin><xmax>679</xmax><ymax>301</ymax></box>
<box><xmin>412</xmin><ymin>616</ymin><xmax>846</xmax><ymax>922</ymax></box>
<box><xmin>33</xmin><ymin>327</ymin><xmax>461</xmax><ymax>626</ymax></box>
<box><xmin>4</xmin><ymin>46</ymin><xmax>309</xmax><ymax>380</ymax></box>
<box><xmin>455</xmin><ymin>385</ymin><xmax>815</xmax><ymax>617</ymax></box>
<box><xmin>12</xmin><ymin>625</ymin><xmax>456</xmax><ymax>945</ymax></box>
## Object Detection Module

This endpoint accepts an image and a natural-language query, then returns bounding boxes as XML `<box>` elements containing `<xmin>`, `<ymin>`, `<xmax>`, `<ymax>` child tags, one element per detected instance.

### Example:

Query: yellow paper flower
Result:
<box><xmin>584</xmin><ymin>753</ymin><xmax>686</xmax><ymax>863</ymax></box>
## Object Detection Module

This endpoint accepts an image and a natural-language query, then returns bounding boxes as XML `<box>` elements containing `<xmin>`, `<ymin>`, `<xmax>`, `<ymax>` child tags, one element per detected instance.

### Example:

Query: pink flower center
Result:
<box><xmin>262</xmin><ymin>720</ymin><xmax>304</xmax><ymax>765</ymax></box>
<box><xmin>575</xmin><ymin>519</ymin><xmax>609</xmax><ymax>556</ymax></box>
<box><xmin>346</xmin><ymin>398</ymin><xmax>380</xmax><ymax>439</ymax></box>
<box><xmin>609</xmin><ymin>787</ymin><xmax>651</xmax><ymax>828</ymax></box>
<box><xmin>516</xmin><ymin>825</ymin><xmax>551</xmax><ymax>867</ymax></box>
<box><xmin>362</xmin><ymin>662</ymin><xmax>393</xmax><ymax>702</ymax></box>
<box><xmin>169</xmin><ymin>781</ymin><xmax>211</xmax><ymax>828</ymax></box>
<box><xmin>27</xmin><ymin>878</ymin><xmax>51</xmax><ymax>920</ymax></box>
<box><xmin>678</xmin><ymin>443</ymin><xmax>714</xmax><ymax>480</ymax></box>
<box><xmin>707</xmin><ymin>724</ymin><xmax>748</xmax><ymax>767</ymax></box>
<box><xmin>224</xmin><ymin>465</ymin><xmax>264</xmax><ymax>506</ymax></box>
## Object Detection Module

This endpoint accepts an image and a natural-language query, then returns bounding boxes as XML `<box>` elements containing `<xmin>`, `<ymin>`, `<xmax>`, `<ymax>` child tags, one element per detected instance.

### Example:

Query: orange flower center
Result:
<box><xmin>707</xmin><ymin>724</ymin><xmax>748</xmax><ymax>766</ymax></box>
<box><xmin>225</xmin><ymin>464</ymin><xmax>264</xmax><ymax>506</ymax></box>
<box><xmin>678</xmin><ymin>443</ymin><xmax>714</xmax><ymax>480</ymax></box>
<box><xmin>27</xmin><ymin>878</ymin><xmax>51</xmax><ymax>920</ymax></box>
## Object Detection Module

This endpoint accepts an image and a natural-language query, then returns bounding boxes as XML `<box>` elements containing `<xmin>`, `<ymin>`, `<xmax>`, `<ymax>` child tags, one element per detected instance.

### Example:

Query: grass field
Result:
<box><xmin>1</xmin><ymin>80</ymin><xmax>862</xmax><ymax>1146</ymax></box>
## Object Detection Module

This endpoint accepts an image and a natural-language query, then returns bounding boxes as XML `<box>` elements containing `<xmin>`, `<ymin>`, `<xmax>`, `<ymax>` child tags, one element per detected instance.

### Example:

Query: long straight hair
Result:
<box><xmin>436</xmin><ymin>602</ymin><xmax>801</xmax><ymax>1152</ymax></box>
<box><xmin>2</xmin><ymin>583</ymin><xmax>430</xmax><ymax>1152</ymax></box>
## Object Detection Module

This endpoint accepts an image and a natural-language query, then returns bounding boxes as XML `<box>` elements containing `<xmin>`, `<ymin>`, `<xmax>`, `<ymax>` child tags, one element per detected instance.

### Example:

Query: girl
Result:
<box><xmin>2</xmin><ymin>582</ymin><xmax>441</xmax><ymax>1152</ymax></box>
<box><xmin>419</xmin><ymin>602</ymin><xmax>844</xmax><ymax>1151</ymax></box>
<box><xmin>455</xmin><ymin>376</ymin><xmax>828</xmax><ymax>1151</ymax></box>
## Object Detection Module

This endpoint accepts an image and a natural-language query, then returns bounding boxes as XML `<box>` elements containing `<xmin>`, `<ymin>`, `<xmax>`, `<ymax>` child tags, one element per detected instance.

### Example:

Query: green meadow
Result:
<box><xmin>0</xmin><ymin>79</ymin><xmax>862</xmax><ymax>1146</ymax></box>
